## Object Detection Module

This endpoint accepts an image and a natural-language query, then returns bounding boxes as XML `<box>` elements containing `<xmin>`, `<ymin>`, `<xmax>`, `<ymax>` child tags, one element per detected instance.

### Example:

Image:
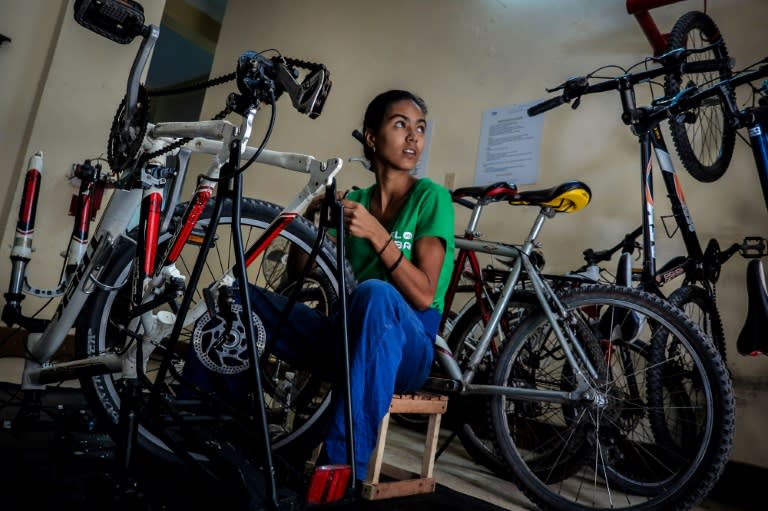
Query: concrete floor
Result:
<box><xmin>0</xmin><ymin>356</ymin><xmax>750</xmax><ymax>511</ymax></box>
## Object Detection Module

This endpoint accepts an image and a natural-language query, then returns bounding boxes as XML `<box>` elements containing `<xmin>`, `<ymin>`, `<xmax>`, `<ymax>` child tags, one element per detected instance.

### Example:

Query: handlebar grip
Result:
<box><xmin>527</xmin><ymin>96</ymin><xmax>567</xmax><ymax>116</ymax></box>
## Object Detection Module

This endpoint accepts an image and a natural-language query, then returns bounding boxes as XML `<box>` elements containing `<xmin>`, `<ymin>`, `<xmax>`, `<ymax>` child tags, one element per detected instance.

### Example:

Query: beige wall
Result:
<box><xmin>2</xmin><ymin>0</ymin><xmax>768</xmax><ymax>465</ymax></box>
<box><xmin>0</xmin><ymin>0</ymin><xmax>166</xmax><ymax>312</ymax></box>
<box><xmin>204</xmin><ymin>0</ymin><xmax>768</xmax><ymax>465</ymax></box>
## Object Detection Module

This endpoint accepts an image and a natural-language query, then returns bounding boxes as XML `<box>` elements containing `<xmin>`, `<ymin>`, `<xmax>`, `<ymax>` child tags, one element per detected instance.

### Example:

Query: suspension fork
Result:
<box><xmin>3</xmin><ymin>152</ymin><xmax>45</xmax><ymax>331</ymax></box>
<box><xmin>62</xmin><ymin>160</ymin><xmax>109</xmax><ymax>283</ymax></box>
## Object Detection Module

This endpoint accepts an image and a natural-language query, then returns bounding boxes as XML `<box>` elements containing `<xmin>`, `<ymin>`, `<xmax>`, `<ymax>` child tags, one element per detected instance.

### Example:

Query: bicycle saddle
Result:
<box><xmin>509</xmin><ymin>180</ymin><xmax>592</xmax><ymax>213</ymax></box>
<box><xmin>452</xmin><ymin>181</ymin><xmax>518</xmax><ymax>203</ymax></box>
<box><xmin>737</xmin><ymin>259</ymin><xmax>768</xmax><ymax>356</ymax></box>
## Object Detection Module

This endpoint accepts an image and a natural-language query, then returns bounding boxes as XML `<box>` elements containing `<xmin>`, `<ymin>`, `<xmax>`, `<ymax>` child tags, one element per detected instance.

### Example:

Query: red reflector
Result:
<box><xmin>306</xmin><ymin>464</ymin><xmax>351</xmax><ymax>505</ymax></box>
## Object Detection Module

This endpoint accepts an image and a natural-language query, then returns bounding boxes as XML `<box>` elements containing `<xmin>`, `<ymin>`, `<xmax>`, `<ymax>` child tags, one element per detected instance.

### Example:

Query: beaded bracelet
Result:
<box><xmin>376</xmin><ymin>236</ymin><xmax>392</xmax><ymax>257</ymax></box>
<box><xmin>387</xmin><ymin>251</ymin><xmax>404</xmax><ymax>273</ymax></box>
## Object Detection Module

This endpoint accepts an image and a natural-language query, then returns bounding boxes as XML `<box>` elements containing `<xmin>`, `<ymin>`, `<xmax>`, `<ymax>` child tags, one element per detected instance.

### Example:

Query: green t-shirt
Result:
<box><xmin>342</xmin><ymin>178</ymin><xmax>455</xmax><ymax>313</ymax></box>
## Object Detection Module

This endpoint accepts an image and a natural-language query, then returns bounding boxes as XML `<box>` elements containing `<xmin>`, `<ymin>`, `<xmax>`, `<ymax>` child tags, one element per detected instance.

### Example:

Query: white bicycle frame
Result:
<box><xmin>20</xmin><ymin>111</ymin><xmax>342</xmax><ymax>390</ymax></box>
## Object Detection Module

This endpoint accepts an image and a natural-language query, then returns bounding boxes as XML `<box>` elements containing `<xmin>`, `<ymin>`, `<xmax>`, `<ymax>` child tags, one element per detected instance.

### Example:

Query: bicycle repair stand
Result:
<box><xmin>112</xmin><ymin>141</ymin><xmax>356</xmax><ymax>510</ymax></box>
<box><xmin>304</xmin><ymin>181</ymin><xmax>357</xmax><ymax>506</ymax></box>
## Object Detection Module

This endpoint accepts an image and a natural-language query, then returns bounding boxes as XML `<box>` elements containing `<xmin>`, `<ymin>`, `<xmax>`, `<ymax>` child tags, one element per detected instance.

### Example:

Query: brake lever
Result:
<box><xmin>571</xmin><ymin>97</ymin><xmax>581</xmax><ymax>109</ymax></box>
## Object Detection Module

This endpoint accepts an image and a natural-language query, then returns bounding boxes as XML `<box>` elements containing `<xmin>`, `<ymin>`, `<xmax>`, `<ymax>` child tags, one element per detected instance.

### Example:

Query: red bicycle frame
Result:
<box><xmin>626</xmin><ymin>0</ymin><xmax>707</xmax><ymax>55</ymax></box>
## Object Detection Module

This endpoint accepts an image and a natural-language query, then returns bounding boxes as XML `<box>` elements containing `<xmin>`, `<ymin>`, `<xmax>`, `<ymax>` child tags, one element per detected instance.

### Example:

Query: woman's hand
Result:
<box><xmin>304</xmin><ymin>190</ymin><xmax>348</xmax><ymax>221</ymax></box>
<box><xmin>341</xmin><ymin>199</ymin><xmax>390</xmax><ymax>251</ymax></box>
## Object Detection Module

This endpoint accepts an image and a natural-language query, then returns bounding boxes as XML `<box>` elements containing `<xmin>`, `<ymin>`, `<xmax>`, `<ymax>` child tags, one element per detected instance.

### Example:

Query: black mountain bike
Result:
<box><xmin>528</xmin><ymin>45</ymin><xmax>768</xmax><ymax>366</ymax></box>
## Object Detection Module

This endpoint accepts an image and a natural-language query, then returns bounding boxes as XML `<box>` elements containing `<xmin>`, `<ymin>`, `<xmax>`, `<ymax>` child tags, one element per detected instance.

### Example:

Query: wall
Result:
<box><xmin>203</xmin><ymin>0</ymin><xmax>768</xmax><ymax>466</ymax></box>
<box><xmin>0</xmin><ymin>0</ymin><xmax>166</xmax><ymax>314</ymax></box>
<box><xmin>1</xmin><ymin>0</ymin><xmax>767</xmax><ymax>466</ymax></box>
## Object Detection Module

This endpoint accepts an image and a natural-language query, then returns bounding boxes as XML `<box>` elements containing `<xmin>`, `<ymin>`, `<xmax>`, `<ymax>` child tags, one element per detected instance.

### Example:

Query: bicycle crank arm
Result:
<box><xmin>462</xmin><ymin>382</ymin><xmax>591</xmax><ymax>405</ymax></box>
<box><xmin>422</xmin><ymin>376</ymin><xmax>463</xmax><ymax>394</ymax></box>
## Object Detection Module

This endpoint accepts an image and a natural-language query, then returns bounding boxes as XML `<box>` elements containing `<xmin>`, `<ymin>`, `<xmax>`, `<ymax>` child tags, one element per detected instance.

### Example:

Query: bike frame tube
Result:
<box><xmin>652</xmin><ymin>126</ymin><xmax>697</xmax><ymax>249</ymax></box>
<box><xmin>625</xmin><ymin>0</ymin><xmax>688</xmax><ymax>55</ymax></box>
<box><xmin>137</xmin><ymin>188</ymin><xmax>163</xmax><ymax>293</ymax></box>
<box><xmin>633</xmin><ymin>118</ymin><xmax>723</xmax><ymax>293</ymax></box>
<box><xmin>441</xmin><ymin>243</ymin><xmax>487</xmax><ymax>330</ymax></box>
<box><xmin>442</xmin><ymin>207</ymin><xmax>601</xmax><ymax>398</ymax></box>
<box><xmin>24</xmin><ymin>187</ymin><xmax>143</xmax><ymax>365</ymax></box>
<box><xmin>66</xmin><ymin>172</ymin><xmax>96</xmax><ymax>274</ymax></box>
<box><xmin>639</xmin><ymin>129</ymin><xmax>659</xmax><ymax>285</ymax></box>
<box><xmin>460</xmin><ymin>211</ymin><xmax>549</xmax><ymax>382</ymax></box>
<box><xmin>747</xmin><ymin>108</ymin><xmax>768</xmax><ymax>213</ymax></box>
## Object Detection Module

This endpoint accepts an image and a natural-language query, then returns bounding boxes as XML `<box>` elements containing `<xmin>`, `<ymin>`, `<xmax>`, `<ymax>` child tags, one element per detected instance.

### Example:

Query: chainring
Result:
<box><xmin>107</xmin><ymin>85</ymin><xmax>149</xmax><ymax>172</ymax></box>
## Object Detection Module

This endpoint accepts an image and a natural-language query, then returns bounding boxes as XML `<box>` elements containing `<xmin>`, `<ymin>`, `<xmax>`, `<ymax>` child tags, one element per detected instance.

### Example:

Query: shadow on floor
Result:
<box><xmin>0</xmin><ymin>382</ymin><xmax>510</xmax><ymax>511</ymax></box>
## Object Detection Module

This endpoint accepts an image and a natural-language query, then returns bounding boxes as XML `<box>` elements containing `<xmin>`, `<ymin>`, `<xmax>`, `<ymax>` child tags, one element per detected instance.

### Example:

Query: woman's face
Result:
<box><xmin>368</xmin><ymin>99</ymin><xmax>426</xmax><ymax>172</ymax></box>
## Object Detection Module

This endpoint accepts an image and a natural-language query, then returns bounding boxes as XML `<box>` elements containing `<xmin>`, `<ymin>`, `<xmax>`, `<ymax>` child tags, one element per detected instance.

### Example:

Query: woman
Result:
<box><xmin>249</xmin><ymin>89</ymin><xmax>455</xmax><ymax>477</ymax></box>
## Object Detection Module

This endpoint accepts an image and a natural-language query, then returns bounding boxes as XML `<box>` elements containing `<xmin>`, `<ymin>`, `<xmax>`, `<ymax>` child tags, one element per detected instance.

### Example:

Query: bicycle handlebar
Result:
<box><xmin>582</xmin><ymin>226</ymin><xmax>643</xmax><ymax>266</ymax></box>
<box><xmin>649</xmin><ymin>60</ymin><xmax>768</xmax><ymax>128</ymax></box>
<box><xmin>76</xmin><ymin>0</ymin><xmax>333</xmax><ymax>172</ymax></box>
<box><xmin>527</xmin><ymin>44</ymin><xmax>732</xmax><ymax>118</ymax></box>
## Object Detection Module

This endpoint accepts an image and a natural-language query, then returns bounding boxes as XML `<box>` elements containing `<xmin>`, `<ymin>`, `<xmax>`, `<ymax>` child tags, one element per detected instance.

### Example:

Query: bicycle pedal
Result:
<box><xmin>421</xmin><ymin>377</ymin><xmax>462</xmax><ymax>394</ymax></box>
<box><xmin>741</xmin><ymin>236</ymin><xmax>768</xmax><ymax>258</ymax></box>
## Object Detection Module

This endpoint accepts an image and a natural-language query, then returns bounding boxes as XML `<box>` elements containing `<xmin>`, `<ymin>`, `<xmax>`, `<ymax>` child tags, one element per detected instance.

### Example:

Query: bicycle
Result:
<box><xmin>3</xmin><ymin>1</ymin><xmax>359</xmax><ymax>506</ymax></box>
<box><xmin>431</xmin><ymin>182</ymin><xmax>601</xmax><ymax>480</ymax></box>
<box><xmin>528</xmin><ymin>44</ymin><xmax>768</xmax><ymax>365</ymax></box>
<box><xmin>402</xmin><ymin>174</ymin><xmax>733</xmax><ymax>511</ymax></box>
<box><xmin>346</xmin><ymin>126</ymin><xmax>733</xmax><ymax>509</ymax></box>
<box><xmin>627</xmin><ymin>0</ymin><xmax>736</xmax><ymax>182</ymax></box>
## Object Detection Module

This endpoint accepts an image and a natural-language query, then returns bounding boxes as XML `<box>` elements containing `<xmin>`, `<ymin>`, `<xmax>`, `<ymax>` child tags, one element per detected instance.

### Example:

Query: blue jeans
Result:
<box><xmin>186</xmin><ymin>279</ymin><xmax>438</xmax><ymax>476</ymax></box>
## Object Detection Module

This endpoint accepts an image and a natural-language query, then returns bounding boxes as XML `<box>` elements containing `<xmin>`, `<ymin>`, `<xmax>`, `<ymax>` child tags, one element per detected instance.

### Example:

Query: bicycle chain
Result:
<box><xmin>110</xmin><ymin>56</ymin><xmax>324</xmax><ymax>169</ymax></box>
<box><xmin>136</xmin><ymin>72</ymin><xmax>238</xmax><ymax>166</ymax></box>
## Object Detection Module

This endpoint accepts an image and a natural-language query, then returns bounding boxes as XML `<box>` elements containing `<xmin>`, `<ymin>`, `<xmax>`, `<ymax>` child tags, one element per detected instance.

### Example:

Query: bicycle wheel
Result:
<box><xmin>664</xmin><ymin>11</ymin><xmax>735</xmax><ymax>182</ymax></box>
<box><xmin>668</xmin><ymin>284</ymin><xmax>727</xmax><ymax>364</ymax></box>
<box><xmin>490</xmin><ymin>285</ymin><xmax>734</xmax><ymax>511</ymax></box>
<box><xmin>444</xmin><ymin>294</ymin><xmax>536</xmax><ymax>479</ymax></box>
<box><xmin>76</xmin><ymin>197</ymin><xmax>356</xmax><ymax>463</ymax></box>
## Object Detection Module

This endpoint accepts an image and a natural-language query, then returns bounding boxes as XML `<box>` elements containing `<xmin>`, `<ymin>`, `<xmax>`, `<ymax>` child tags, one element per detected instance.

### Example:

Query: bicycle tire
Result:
<box><xmin>668</xmin><ymin>284</ymin><xmax>727</xmax><ymax>364</ymax></box>
<box><xmin>664</xmin><ymin>11</ymin><xmax>736</xmax><ymax>182</ymax></box>
<box><xmin>444</xmin><ymin>294</ymin><xmax>536</xmax><ymax>479</ymax></box>
<box><xmin>76</xmin><ymin>197</ymin><xmax>356</xmax><ymax>464</ymax></box>
<box><xmin>490</xmin><ymin>284</ymin><xmax>734</xmax><ymax>511</ymax></box>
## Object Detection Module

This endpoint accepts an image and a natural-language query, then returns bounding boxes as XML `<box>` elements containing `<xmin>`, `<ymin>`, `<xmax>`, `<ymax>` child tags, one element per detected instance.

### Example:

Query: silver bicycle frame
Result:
<box><xmin>433</xmin><ymin>206</ymin><xmax>602</xmax><ymax>405</ymax></box>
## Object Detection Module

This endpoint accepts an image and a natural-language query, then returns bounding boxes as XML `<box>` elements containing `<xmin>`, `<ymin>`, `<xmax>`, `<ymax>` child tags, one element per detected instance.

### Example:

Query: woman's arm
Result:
<box><xmin>386</xmin><ymin>235</ymin><xmax>445</xmax><ymax>310</ymax></box>
<box><xmin>342</xmin><ymin>198</ymin><xmax>445</xmax><ymax>310</ymax></box>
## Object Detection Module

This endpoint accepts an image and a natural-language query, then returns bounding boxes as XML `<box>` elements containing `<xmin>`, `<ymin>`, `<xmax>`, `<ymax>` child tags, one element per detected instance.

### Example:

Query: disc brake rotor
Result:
<box><xmin>192</xmin><ymin>303</ymin><xmax>266</xmax><ymax>375</ymax></box>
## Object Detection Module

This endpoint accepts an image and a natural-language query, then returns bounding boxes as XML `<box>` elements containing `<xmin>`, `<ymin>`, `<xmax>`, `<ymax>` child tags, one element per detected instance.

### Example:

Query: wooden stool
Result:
<box><xmin>361</xmin><ymin>392</ymin><xmax>449</xmax><ymax>500</ymax></box>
